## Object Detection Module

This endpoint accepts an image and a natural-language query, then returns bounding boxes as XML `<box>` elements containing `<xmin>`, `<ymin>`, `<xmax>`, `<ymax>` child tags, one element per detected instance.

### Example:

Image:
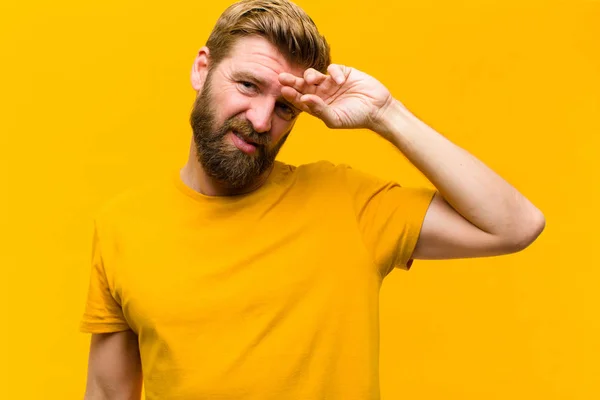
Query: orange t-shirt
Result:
<box><xmin>81</xmin><ymin>160</ymin><xmax>436</xmax><ymax>399</ymax></box>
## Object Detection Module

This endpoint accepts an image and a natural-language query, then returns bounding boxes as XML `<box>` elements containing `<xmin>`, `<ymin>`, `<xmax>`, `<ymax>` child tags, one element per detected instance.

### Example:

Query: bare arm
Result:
<box><xmin>378</xmin><ymin>100</ymin><xmax>545</xmax><ymax>258</ymax></box>
<box><xmin>84</xmin><ymin>330</ymin><xmax>143</xmax><ymax>400</ymax></box>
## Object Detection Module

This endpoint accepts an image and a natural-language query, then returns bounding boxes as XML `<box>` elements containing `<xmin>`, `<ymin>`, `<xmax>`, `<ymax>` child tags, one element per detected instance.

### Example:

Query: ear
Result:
<box><xmin>191</xmin><ymin>46</ymin><xmax>210</xmax><ymax>92</ymax></box>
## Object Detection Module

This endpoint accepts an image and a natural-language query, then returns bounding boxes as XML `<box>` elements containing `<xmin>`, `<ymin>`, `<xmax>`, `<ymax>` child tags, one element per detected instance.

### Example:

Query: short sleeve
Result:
<box><xmin>339</xmin><ymin>164</ymin><xmax>436</xmax><ymax>277</ymax></box>
<box><xmin>80</xmin><ymin>219</ymin><xmax>130</xmax><ymax>333</ymax></box>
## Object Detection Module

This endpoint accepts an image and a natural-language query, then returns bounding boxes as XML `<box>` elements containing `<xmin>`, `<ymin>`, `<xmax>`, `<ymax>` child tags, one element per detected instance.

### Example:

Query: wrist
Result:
<box><xmin>372</xmin><ymin>98</ymin><xmax>417</xmax><ymax>143</ymax></box>
<box><xmin>372</xmin><ymin>97</ymin><xmax>411</xmax><ymax>141</ymax></box>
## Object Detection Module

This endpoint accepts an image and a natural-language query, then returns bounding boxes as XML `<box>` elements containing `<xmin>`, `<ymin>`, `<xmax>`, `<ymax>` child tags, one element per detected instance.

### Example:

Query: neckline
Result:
<box><xmin>172</xmin><ymin>161</ymin><xmax>287</xmax><ymax>204</ymax></box>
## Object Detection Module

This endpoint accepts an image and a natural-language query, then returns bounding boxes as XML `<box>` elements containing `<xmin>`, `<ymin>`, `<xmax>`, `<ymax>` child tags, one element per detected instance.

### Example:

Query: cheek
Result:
<box><xmin>213</xmin><ymin>88</ymin><xmax>250</xmax><ymax>123</ymax></box>
<box><xmin>271</xmin><ymin>120</ymin><xmax>295</xmax><ymax>143</ymax></box>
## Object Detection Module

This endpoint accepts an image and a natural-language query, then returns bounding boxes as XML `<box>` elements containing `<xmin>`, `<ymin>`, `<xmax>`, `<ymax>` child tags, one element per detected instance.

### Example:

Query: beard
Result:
<box><xmin>189</xmin><ymin>73</ymin><xmax>290</xmax><ymax>189</ymax></box>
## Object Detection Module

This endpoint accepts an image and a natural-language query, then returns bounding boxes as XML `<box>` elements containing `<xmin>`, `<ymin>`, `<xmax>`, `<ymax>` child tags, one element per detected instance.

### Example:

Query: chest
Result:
<box><xmin>111</xmin><ymin>214</ymin><xmax>379</xmax><ymax>336</ymax></box>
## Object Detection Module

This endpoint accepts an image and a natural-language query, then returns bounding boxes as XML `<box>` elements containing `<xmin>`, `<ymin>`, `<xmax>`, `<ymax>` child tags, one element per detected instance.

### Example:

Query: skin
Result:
<box><xmin>84</xmin><ymin>331</ymin><xmax>142</xmax><ymax>400</ymax></box>
<box><xmin>181</xmin><ymin>36</ymin><xmax>306</xmax><ymax>196</ymax></box>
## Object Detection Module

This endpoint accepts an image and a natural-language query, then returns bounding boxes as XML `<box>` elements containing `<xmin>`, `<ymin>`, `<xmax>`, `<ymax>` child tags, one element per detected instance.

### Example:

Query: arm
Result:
<box><xmin>84</xmin><ymin>331</ymin><xmax>143</xmax><ymax>400</ymax></box>
<box><xmin>279</xmin><ymin>65</ymin><xmax>545</xmax><ymax>259</ymax></box>
<box><xmin>377</xmin><ymin>99</ymin><xmax>545</xmax><ymax>258</ymax></box>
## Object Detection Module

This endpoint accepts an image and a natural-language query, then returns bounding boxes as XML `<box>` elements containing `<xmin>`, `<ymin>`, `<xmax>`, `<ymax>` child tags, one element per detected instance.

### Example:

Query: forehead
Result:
<box><xmin>219</xmin><ymin>36</ymin><xmax>305</xmax><ymax>79</ymax></box>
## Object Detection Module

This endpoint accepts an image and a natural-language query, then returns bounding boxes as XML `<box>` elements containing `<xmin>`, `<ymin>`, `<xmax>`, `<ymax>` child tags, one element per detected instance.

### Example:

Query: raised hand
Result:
<box><xmin>279</xmin><ymin>64</ymin><xmax>395</xmax><ymax>132</ymax></box>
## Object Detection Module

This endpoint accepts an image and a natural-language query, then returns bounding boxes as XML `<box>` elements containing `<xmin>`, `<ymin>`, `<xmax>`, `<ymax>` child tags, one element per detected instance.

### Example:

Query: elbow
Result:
<box><xmin>508</xmin><ymin>208</ymin><xmax>546</xmax><ymax>252</ymax></box>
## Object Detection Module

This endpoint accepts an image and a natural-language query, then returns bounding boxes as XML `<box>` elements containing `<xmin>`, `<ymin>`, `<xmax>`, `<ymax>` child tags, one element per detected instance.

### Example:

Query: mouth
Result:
<box><xmin>234</xmin><ymin>131</ymin><xmax>261</xmax><ymax>146</ymax></box>
<box><xmin>230</xmin><ymin>130</ymin><xmax>258</xmax><ymax>154</ymax></box>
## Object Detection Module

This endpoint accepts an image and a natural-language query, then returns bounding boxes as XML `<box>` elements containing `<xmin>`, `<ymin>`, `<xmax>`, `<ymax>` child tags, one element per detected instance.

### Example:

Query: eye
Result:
<box><xmin>277</xmin><ymin>102</ymin><xmax>298</xmax><ymax>120</ymax></box>
<box><xmin>238</xmin><ymin>81</ymin><xmax>257</xmax><ymax>92</ymax></box>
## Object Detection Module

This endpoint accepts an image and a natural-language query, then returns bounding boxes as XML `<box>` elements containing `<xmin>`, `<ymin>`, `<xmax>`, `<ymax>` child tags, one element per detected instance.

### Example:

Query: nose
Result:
<box><xmin>246</xmin><ymin>98</ymin><xmax>273</xmax><ymax>133</ymax></box>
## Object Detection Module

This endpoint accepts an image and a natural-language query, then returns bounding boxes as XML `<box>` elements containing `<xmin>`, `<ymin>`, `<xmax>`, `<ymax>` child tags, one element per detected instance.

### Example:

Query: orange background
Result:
<box><xmin>1</xmin><ymin>0</ymin><xmax>598</xmax><ymax>398</ymax></box>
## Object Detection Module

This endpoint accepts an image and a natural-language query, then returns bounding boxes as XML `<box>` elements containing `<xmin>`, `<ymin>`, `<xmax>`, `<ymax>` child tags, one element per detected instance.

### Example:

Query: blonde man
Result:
<box><xmin>81</xmin><ymin>1</ymin><xmax>545</xmax><ymax>399</ymax></box>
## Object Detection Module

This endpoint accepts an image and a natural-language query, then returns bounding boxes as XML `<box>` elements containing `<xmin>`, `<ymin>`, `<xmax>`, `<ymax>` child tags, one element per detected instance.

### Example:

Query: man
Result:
<box><xmin>81</xmin><ymin>0</ymin><xmax>545</xmax><ymax>399</ymax></box>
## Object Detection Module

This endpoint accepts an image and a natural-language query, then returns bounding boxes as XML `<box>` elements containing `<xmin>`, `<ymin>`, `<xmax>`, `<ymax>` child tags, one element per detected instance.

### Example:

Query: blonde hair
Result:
<box><xmin>205</xmin><ymin>0</ymin><xmax>331</xmax><ymax>73</ymax></box>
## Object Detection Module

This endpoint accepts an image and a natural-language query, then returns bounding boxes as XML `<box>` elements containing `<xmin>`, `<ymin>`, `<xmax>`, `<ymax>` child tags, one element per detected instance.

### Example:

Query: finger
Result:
<box><xmin>327</xmin><ymin>64</ymin><xmax>347</xmax><ymax>85</ymax></box>
<box><xmin>281</xmin><ymin>86</ymin><xmax>311</xmax><ymax>113</ymax></box>
<box><xmin>311</xmin><ymin>74</ymin><xmax>340</xmax><ymax>96</ymax></box>
<box><xmin>278</xmin><ymin>73</ymin><xmax>305</xmax><ymax>93</ymax></box>
<box><xmin>299</xmin><ymin>94</ymin><xmax>339</xmax><ymax>126</ymax></box>
<box><xmin>303</xmin><ymin>68</ymin><xmax>328</xmax><ymax>86</ymax></box>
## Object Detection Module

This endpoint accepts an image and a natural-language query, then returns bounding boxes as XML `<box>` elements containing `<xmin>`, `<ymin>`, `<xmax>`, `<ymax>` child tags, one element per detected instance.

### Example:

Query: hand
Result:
<box><xmin>279</xmin><ymin>64</ymin><xmax>395</xmax><ymax>132</ymax></box>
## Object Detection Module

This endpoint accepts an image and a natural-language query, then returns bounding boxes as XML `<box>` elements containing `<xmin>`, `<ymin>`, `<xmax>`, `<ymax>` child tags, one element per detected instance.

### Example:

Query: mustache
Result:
<box><xmin>223</xmin><ymin>117</ymin><xmax>270</xmax><ymax>146</ymax></box>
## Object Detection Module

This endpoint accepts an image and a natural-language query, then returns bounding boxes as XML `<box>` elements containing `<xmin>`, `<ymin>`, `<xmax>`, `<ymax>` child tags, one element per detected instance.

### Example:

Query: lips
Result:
<box><xmin>233</xmin><ymin>131</ymin><xmax>256</xmax><ymax>145</ymax></box>
<box><xmin>230</xmin><ymin>130</ymin><xmax>258</xmax><ymax>154</ymax></box>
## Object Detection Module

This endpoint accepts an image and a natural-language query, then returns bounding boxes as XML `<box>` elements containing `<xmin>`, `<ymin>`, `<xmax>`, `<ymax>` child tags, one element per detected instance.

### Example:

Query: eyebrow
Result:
<box><xmin>232</xmin><ymin>71</ymin><xmax>268</xmax><ymax>88</ymax></box>
<box><xmin>232</xmin><ymin>71</ymin><xmax>300</xmax><ymax>112</ymax></box>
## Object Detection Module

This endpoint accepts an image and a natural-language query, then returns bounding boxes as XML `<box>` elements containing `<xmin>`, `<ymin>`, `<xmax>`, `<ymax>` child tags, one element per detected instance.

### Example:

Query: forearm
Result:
<box><xmin>84</xmin><ymin>388</ymin><xmax>141</xmax><ymax>400</ymax></box>
<box><xmin>376</xmin><ymin>99</ymin><xmax>545</xmax><ymax>241</ymax></box>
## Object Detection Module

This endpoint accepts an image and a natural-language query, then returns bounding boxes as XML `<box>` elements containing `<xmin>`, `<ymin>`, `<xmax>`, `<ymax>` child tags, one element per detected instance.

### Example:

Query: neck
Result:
<box><xmin>180</xmin><ymin>137</ymin><xmax>273</xmax><ymax>197</ymax></box>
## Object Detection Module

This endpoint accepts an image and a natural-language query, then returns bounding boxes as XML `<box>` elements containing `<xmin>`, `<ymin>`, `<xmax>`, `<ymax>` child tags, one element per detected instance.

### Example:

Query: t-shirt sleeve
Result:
<box><xmin>80</xmin><ymin>219</ymin><xmax>130</xmax><ymax>333</ymax></box>
<box><xmin>338</xmin><ymin>164</ymin><xmax>436</xmax><ymax>277</ymax></box>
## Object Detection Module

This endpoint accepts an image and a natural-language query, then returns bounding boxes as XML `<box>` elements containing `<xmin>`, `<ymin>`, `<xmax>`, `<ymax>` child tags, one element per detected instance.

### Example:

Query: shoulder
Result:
<box><xmin>279</xmin><ymin>160</ymin><xmax>395</xmax><ymax>195</ymax></box>
<box><xmin>286</xmin><ymin>159</ymin><xmax>365</xmax><ymax>182</ymax></box>
<box><xmin>276</xmin><ymin>160</ymin><xmax>356</xmax><ymax>191</ymax></box>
